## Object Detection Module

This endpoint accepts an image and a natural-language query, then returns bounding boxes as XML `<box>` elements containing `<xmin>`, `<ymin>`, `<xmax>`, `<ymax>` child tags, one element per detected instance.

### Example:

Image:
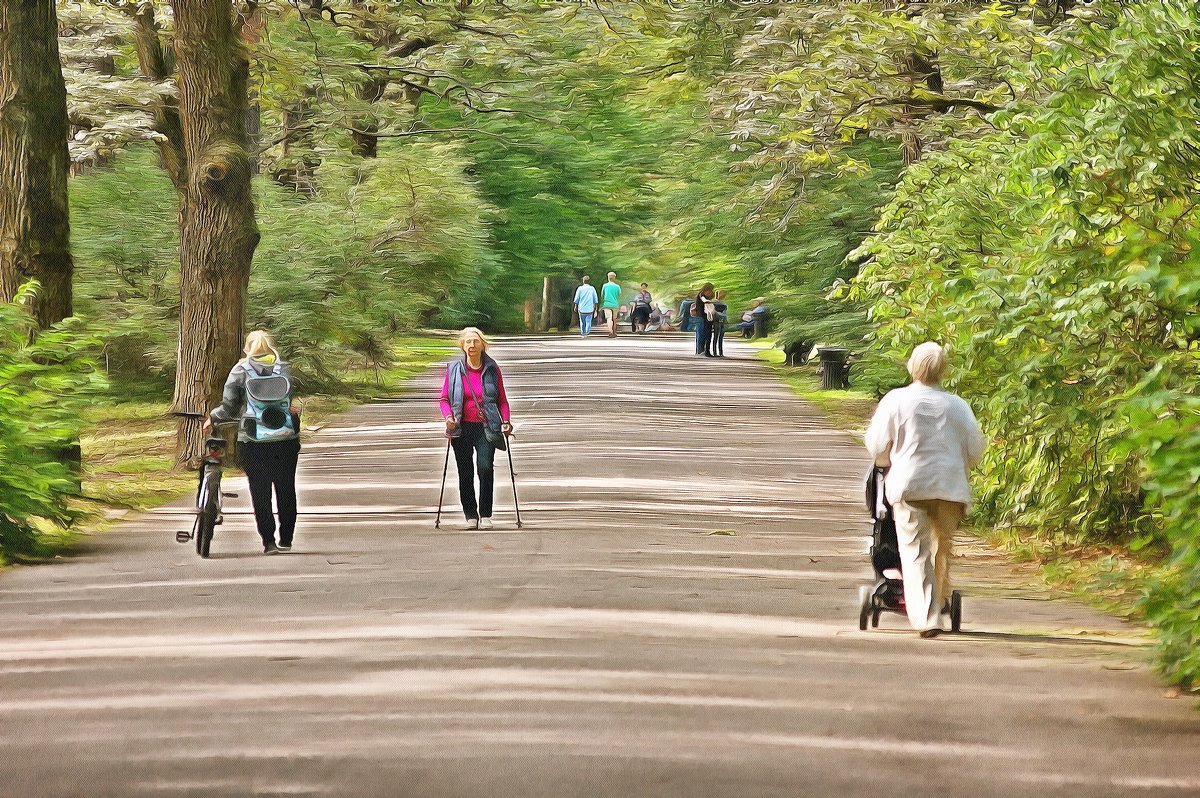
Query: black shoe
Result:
<box><xmin>264</xmin><ymin>543</ymin><xmax>281</xmax><ymax>555</ymax></box>
<box><xmin>919</xmin><ymin>628</ymin><xmax>942</xmax><ymax>639</ymax></box>
<box><xmin>277</xmin><ymin>542</ymin><xmax>292</xmax><ymax>552</ymax></box>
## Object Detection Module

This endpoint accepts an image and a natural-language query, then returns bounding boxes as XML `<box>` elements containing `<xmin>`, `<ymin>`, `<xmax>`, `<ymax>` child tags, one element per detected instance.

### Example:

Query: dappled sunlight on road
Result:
<box><xmin>0</xmin><ymin>336</ymin><xmax>1195</xmax><ymax>797</ymax></box>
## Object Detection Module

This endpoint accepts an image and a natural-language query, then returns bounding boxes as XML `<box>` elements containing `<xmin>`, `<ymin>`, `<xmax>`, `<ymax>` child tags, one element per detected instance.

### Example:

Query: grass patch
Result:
<box><xmin>751</xmin><ymin>341</ymin><xmax>876</xmax><ymax>434</ymax></box>
<box><xmin>993</xmin><ymin>534</ymin><xmax>1155</xmax><ymax>620</ymax></box>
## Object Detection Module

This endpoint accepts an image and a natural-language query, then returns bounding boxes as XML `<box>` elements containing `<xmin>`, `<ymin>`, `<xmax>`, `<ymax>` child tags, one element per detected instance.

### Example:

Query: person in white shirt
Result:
<box><xmin>865</xmin><ymin>342</ymin><xmax>988</xmax><ymax>637</ymax></box>
<box><xmin>572</xmin><ymin>276</ymin><xmax>599</xmax><ymax>337</ymax></box>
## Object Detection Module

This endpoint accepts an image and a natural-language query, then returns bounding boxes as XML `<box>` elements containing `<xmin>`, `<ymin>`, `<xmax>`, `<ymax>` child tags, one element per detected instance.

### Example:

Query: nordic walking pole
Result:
<box><xmin>505</xmin><ymin>431</ymin><xmax>523</xmax><ymax>529</ymax></box>
<box><xmin>434</xmin><ymin>435</ymin><xmax>451</xmax><ymax>528</ymax></box>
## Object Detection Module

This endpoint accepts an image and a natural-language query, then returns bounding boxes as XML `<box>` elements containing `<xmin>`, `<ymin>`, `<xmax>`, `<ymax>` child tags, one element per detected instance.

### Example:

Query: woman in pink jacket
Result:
<box><xmin>439</xmin><ymin>328</ymin><xmax>513</xmax><ymax>530</ymax></box>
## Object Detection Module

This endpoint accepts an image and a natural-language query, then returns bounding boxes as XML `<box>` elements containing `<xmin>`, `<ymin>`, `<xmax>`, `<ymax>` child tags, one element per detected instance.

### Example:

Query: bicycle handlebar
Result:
<box><xmin>169</xmin><ymin>411</ymin><xmax>238</xmax><ymax>429</ymax></box>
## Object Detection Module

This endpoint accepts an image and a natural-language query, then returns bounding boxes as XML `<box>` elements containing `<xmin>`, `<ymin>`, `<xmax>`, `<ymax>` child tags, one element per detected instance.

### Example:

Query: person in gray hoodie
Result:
<box><xmin>205</xmin><ymin>330</ymin><xmax>301</xmax><ymax>555</ymax></box>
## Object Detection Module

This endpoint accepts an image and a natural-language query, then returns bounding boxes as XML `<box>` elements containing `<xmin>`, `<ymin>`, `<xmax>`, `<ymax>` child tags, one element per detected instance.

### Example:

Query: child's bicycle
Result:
<box><xmin>172</xmin><ymin>412</ymin><xmax>238</xmax><ymax>558</ymax></box>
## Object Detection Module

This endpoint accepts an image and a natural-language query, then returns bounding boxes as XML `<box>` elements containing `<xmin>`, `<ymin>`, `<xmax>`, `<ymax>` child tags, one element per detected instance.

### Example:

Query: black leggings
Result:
<box><xmin>239</xmin><ymin>439</ymin><xmax>301</xmax><ymax>546</ymax></box>
<box><xmin>451</xmin><ymin>422</ymin><xmax>495</xmax><ymax>520</ymax></box>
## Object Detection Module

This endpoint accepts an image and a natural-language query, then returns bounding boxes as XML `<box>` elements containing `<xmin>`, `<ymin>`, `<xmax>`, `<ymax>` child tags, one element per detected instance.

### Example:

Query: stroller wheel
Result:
<box><xmin>858</xmin><ymin>586</ymin><xmax>871</xmax><ymax>631</ymax></box>
<box><xmin>950</xmin><ymin>591</ymin><xmax>962</xmax><ymax>633</ymax></box>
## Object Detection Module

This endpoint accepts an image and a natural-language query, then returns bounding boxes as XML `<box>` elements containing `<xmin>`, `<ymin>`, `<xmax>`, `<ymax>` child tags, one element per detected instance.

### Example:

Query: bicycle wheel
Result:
<box><xmin>197</xmin><ymin>467</ymin><xmax>220</xmax><ymax>558</ymax></box>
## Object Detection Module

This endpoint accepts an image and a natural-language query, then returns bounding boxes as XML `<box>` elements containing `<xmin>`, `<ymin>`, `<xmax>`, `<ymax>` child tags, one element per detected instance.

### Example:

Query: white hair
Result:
<box><xmin>457</xmin><ymin>327</ymin><xmax>489</xmax><ymax>353</ymax></box>
<box><xmin>907</xmin><ymin>342</ymin><xmax>947</xmax><ymax>384</ymax></box>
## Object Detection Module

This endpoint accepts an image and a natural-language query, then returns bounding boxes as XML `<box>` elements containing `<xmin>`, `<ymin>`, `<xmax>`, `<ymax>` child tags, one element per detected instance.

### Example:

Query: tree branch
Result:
<box><xmin>449</xmin><ymin>21</ymin><xmax>512</xmax><ymax>41</ymax></box>
<box><xmin>347</xmin><ymin>125</ymin><xmax>535</xmax><ymax>147</ymax></box>
<box><xmin>390</xmin><ymin>36</ymin><xmax>438</xmax><ymax>59</ymax></box>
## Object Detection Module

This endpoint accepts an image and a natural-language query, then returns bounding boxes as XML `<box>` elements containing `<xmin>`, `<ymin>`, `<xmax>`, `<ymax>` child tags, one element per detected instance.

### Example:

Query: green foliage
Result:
<box><xmin>0</xmin><ymin>290</ymin><xmax>106</xmax><ymax>561</ymax></box>
<box><xmin>57</xmin><ymin>2</ymin><xmax>166</xmax><ymax>166</ymax></box>
<box><xmin>639</xmin><ymin>82</ymin><xmax>901</xmax><ymax>348</ymax></box>
<box><xmin>71</xmin><ymin>146</ymin><xmax>180</xmax><ymax>383</ymax></box>
<box><xmin>850</xmin><ymin>1</ymin><xmax>1200</xmax><ymax>685</ymax></box>
<box><xmin>69</xmin><ymin>144</ymin><xmax>492</xmax><ymax>386</ymax></box>
<box><xmin>251</xmin><ymin>144</ymin><xmax>497</xmax><ymax>377</ymax></box>
<box><xmin>708</xmin><ymin>0</ymin><xmax>1050</xmax><ymax>223</ymax></box>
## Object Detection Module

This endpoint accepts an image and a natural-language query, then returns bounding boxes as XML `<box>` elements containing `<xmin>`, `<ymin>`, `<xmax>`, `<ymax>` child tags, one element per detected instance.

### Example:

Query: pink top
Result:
<box><xmin>439</xmin><ymin>363</ymin><xmax>511</xmax><ymax>423</ymax></box>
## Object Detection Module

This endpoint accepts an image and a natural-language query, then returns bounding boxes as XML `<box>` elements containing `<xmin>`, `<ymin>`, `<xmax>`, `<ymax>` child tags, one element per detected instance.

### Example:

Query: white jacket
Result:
<box><xmin>865</xmin><ymin>382</ymin><xmax>987</xmax><ymax>508</ymax></box>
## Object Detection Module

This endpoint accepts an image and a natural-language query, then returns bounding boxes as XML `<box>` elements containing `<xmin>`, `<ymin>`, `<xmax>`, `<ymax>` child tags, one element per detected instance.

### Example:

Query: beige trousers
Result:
<box><xmin>892</xmin><ymin>499</ymin><xmax>966</xmax><ymax>631</ymax></box>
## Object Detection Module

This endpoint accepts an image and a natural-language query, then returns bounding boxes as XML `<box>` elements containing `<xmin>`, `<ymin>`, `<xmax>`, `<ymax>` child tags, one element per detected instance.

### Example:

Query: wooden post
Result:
<box><xmin>540</xmin><ymin>276</ymin><xmax>552</xmax><ymax>332</ymax></box>
<box><xmin>523</xmin><ymin>298</ymin><xmax>536</xmax><ymax>331</ymax></box>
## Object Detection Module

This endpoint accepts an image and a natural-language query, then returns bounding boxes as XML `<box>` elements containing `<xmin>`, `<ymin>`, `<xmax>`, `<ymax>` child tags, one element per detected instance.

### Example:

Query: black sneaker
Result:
<box><xmin>278</xmin><ymin>542</ymin><xmax>292</xmax><ymax>552</ymax></box>
<box><xmin>264</xmin><ymin>543</ymin><xmax>281</xmax><ymax>555</ymax></box>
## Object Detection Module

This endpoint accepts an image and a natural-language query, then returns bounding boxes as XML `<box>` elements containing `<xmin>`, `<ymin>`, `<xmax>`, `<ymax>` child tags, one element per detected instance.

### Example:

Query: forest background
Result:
<box><xmin>2</xmin><ymin>0</ymin><xmax>1199</xmax><ymax>689</ymax></box>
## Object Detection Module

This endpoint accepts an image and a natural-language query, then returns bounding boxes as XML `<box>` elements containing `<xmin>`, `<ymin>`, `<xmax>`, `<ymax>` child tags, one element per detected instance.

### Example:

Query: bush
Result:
<box><xmin>850</xmin><ymin>1</ymin><xmax>1200</xmax><ymax>686</ymax></box>
<box><xmin>0</xmin><ymin>289</ymin><xmax>106</xmax><ymax>561</ymax></box>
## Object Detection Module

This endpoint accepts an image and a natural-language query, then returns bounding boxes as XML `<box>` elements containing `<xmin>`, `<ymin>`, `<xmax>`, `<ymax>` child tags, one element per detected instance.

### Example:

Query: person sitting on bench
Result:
<box><xmin>733</xmin><ymin>298</ymin><xmax>769</xmax><ymax>337</ymax></box>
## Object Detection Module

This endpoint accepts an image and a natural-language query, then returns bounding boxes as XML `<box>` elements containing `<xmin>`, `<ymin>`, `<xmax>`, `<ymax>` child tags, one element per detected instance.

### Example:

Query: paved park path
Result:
<box><xmin>2</xmin><ymin>335</ymin><xmax>1199</xmax><ymax>797</ymax></box>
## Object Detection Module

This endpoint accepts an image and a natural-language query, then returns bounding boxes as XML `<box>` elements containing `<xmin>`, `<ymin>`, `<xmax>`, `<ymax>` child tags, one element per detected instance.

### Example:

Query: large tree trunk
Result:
<box><xmin>170</xmin><ymin>0</ymin><xmax>261</xmax><ymax>466</ymax></box>
<box><xmin>0</xmin><ymin>0</ymin><xmax>73</xmax><ymax>328</ymax></box>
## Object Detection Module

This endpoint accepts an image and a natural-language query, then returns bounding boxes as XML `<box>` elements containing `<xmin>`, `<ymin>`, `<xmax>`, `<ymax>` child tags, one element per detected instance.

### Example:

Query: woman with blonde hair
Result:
<box><xmin>438</xmin><ymin>327</ymin><xmax>513</xmax><ymax>529</ymax></box>
<box><xmin>206</xmin><ymin>330</ymin><xmax>301</xmax><ymax>555</ymax></box>
<box><xmin>865</xmin><ymin>342</ymin><xmax>987</xmax><ymax>637</ymax></box>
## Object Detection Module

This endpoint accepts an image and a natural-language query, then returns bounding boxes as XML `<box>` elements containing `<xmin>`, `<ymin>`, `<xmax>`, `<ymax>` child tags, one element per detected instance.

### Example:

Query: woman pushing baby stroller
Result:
<box><xmin>864</xmin><ymin>342</ymin><xmax>987</xmax><ymax>637</ymax></box>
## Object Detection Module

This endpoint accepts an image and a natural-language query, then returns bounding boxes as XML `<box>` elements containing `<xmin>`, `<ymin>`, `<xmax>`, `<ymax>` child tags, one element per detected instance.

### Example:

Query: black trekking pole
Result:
<box><xmin>505</xmin><ymin>434</ymin><xmax>523</xmax><ymax>529</ymax></box>
<box><xmin>434</xmin><ymin>436</ymin><xmax>451</xmax><ymax>529</ymax></box>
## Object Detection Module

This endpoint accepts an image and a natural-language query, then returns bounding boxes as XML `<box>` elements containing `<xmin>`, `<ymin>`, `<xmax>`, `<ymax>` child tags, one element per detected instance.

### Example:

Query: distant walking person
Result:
<box><xmin>573</xmin><ymin>276</ymin><xmax>599</xmax><ymax>337</ymax></box>
<box><xmin>601</xmin><ymin>272</ymin><xmax>621</xmax><ymax>338</ymax></box>
<box><xmin>865</xmin><ymin>343</ymin><xmax>987</xmax><ymax>637</ymax></box>
<box><xmin>692</xmin><ymin>283</ymin><xmax>715</xmax><ymax>356</ymax></box>
<box><xmin>631</xmin><ymin>283</ymin><xmax>653</xmax><ymax>333</ymax></box>
<box><xmin>440</xmin><ymin>328</ymin><xmax>514</xmax><ymax>530</ymax></box>
<box><xmin>711</xmin><ymin>289</ymin><xmax>729</xmax><ymax>357</ymax></box>
<box><xmin>205</xmin><ymin>330</ymin><xmax>301</xmax><ymax>555</ymax></box>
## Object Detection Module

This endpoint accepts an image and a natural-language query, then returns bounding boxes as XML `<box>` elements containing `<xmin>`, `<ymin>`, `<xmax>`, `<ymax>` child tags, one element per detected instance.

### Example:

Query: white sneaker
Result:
<box><xmin>459</xmin><ymin>518</ymin><xmax>479</xmax><ymax>530</ymax></box>
<box><xmin>478</xmin><ymin>518</ymin><xmax>494</xmax><ymax>530</ymax></box>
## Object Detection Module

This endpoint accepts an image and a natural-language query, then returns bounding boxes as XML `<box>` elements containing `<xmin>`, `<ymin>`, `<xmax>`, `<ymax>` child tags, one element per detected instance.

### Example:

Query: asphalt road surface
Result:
<box><xmin>2</xmin><ymin>335</ymin><xmax>1198</xmax><ymax>797</ymax></box>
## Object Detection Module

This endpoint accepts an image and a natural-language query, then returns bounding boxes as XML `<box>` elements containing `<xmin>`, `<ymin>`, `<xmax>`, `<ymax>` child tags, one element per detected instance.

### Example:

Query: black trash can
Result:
<box><xmin>818</xmin><ymin>347</ymin><xmax>850</xmax><ymax>390</ymax></box>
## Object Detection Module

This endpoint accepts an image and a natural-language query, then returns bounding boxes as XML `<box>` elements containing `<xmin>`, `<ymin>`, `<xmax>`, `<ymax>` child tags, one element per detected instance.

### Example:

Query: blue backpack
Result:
<box><xmin>243</xmin><ymin>362</ymin><xmax>297</xmax><ymax>442</ymax></box>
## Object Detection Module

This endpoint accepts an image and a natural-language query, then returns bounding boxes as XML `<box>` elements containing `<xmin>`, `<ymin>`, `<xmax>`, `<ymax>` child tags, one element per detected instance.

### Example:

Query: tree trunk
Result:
<box><xmin>240</xmin><ymin>4</ymin><xmax>266</xmax><ymax>175</ymax></box>
<box><xmin>350</xmin><ymin>77</ymin><xmax>389</xmax><ymax>158</ymax></box>
<box><xmin>884</xmin><ymin>0</ymin><xmax>942</xmax><ymax>167</ymax></box>
<box><xmin>0</xmin><ymin>0</ymin><xmax>74</xmax><ymax>328</ymax></box>
<box><xmin>540</xmin><ymin>277</ymin><xmax>553</xmax><ymax>332</ymax></box>
<box><xmin>273</xmin><ymin>89</ymin><xmax>320</xmax><ymax>196</ymax></box>
<box><xmin>898</xmin><ymin>49</ymin><xmax>942</xmax><ymax>166</ymax></box>
<box><xmin>170</xmin><ymin>0</ymin><xmax>261</xmax><ymax>467</ymax></box>
<box><xmin>129</xmin><ymin>4</ymin><xmax>187</xmax><ymax>193</ymax></box>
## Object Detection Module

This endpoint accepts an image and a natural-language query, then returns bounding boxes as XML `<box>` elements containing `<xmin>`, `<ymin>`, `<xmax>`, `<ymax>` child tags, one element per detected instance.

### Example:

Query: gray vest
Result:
<box><xmin>446</xmin><ymin>355</ymin><xmax>503</xmax><ymax>440</ymax></box>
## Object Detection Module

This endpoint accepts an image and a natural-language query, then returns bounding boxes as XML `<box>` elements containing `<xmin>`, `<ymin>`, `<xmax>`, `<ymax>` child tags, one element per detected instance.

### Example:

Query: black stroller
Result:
<box><xmin>858</xmin><ymin>466</ymin><xmax>961</xmax><ymax>632</ymax></box>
